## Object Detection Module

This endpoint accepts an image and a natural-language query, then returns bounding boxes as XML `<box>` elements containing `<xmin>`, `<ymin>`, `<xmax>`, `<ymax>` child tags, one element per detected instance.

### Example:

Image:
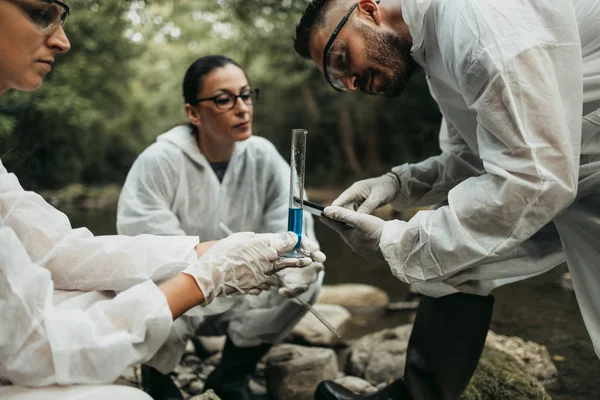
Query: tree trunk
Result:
<box><xmin>338</xmin><ymin>103</ymin><xmax>364</xmax><ymax>176</ymax></box>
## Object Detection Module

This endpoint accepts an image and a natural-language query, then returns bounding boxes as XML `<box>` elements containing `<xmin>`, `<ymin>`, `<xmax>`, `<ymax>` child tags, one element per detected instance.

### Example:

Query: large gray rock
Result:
<box><xmin>346</xmin><ymin>324</ymin><xmax>412</xmax><ymax>385</ymax></box>
<box><xmin>486</xmin><ymin>331</ymin><xmax>559</xmax><ymax>389</ymax></box>
<box><xmin>345</xmin><ymin>325</ymin><xmax>552</xmax><ymax>399</ymax></box>
<box><xmin>289</xmin><ymin>303</ymin><xmax>351</xmax><ymax>346</ymax></box>
<box><xmin>317</xmin><ymin>284</ymin><xmax>390</xmax><ymax>315</ymax></box>
<box><xmin>265</xmin><ymin>344</ymin><xmax>339</xmax><ymax>400</ymax></box>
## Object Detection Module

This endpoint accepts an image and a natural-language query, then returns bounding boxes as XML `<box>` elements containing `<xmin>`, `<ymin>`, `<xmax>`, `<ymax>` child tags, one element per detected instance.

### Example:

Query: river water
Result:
<box><xmin>67</xmin><ymin>208</ymin><xmax>599</xmax><ymax>400</ymax></box>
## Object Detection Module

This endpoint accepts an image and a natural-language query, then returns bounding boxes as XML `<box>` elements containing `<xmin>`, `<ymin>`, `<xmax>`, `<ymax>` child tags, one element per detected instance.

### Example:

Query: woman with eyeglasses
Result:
<box><xmin>116</xmin><ymin>55</ymin><xmax>325</xmax><ymax>400</ymax></box>
<box><xmin>0</xmin><ymin>3</ymin><xmax>324</xmax><ymax>399</ymax></box>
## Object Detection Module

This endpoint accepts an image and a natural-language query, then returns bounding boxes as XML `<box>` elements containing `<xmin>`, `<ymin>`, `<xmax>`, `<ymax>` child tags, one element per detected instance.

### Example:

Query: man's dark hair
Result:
<box><xmin>293</xmin><ymin>0</ymin><xmax>335</xmax><ymax>59</ymax></box>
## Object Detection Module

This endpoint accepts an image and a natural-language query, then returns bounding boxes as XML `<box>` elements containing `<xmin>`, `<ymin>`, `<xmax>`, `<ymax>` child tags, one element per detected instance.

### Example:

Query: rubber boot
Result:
<box><xmin>315</xmin><ymin>292</ymin><xmax>494</xmax><ymax>400</ymax></box>
<box><xmin>141</xmin><ymin>364</ymin><xmax>184</xmax><ymax>400</ymax></box>
<box><xmin>203</xmin><ymin>336</ymin><xmax>272</xmax><ymax>400</ymax></box>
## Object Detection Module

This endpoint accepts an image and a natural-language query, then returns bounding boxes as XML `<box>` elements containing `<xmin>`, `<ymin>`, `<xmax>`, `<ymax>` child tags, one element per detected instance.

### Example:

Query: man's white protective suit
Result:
<box><xmin>117</xmin><ymin>126</ymin><xmax>323</xmax><ymax>373</ymax></box>
<box><xmin>365</xmin><ymin>0</ymin><xmax>600</xmax><ymax>356</ymax></box>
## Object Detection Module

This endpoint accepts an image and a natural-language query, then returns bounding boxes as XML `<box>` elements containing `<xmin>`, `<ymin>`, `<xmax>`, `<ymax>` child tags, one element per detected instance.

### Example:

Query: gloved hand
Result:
<box><xmin>322</xmin><ymin>206</ymin><xmax>386</xmax><ymax>263</ymax></box>
<box><xmin>183</xmin><ymin>232</ymin><xmax>314</xmax><ymax>306</ymax></box>
<box><xmin>276</xmin><ymin>236</ymin><xmax>326</xmax><ymax>298</ymax></box>
<box><xmin>332</xmin><ymin>172</ymin><xmax>400</xmax><ymax>214</ymax></box>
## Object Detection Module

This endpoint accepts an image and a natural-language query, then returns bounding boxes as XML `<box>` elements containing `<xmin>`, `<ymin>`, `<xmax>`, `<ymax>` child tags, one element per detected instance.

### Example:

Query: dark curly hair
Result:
<box><xmin>293</xmin><ymin>0</ymin><xmax>336</xmax><ymax>59</ymax></box>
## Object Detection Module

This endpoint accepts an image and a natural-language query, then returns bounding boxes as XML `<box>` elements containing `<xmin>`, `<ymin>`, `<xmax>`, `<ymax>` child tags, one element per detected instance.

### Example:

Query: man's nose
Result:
<box><xmin>342</xmin><ymin>75</ymin><xmax>359</xmax><ymax>92</ymax></box>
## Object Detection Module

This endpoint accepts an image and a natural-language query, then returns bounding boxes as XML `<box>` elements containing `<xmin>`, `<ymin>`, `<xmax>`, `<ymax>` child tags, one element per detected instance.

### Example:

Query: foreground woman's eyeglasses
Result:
<box><xmin>11</xmin><ymin>0</ymin><xmax>70</xmax><ymax>34</ymax></box>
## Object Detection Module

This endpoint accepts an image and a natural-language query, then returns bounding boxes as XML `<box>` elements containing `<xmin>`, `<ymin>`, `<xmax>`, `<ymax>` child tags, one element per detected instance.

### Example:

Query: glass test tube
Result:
<box><xmin>286</xmin><ymin>129</ymin><xmax>307</xmax><ymax>257</ymax></box>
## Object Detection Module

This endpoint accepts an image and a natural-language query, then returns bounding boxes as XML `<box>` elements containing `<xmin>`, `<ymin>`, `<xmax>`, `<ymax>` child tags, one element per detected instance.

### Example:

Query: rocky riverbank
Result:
<box><xmin>116</xmin><ymin>284</ymin><xmax>559</xmax><ymax>400</ymax></box>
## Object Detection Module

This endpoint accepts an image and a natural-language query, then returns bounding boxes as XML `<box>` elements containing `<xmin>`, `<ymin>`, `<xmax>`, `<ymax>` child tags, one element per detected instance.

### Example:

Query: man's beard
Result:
<box><xmin>359</xmin><ymin>25</ymin><xmax>419</xmax><ymax>97</ymax></box>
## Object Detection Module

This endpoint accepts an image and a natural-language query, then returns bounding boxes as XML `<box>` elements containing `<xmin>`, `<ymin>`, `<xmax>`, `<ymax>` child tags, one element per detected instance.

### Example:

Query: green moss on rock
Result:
<box><xmin>461</xmin><ymin>347</ymin><xmax>551</xmax><ymax>400</ymax></box>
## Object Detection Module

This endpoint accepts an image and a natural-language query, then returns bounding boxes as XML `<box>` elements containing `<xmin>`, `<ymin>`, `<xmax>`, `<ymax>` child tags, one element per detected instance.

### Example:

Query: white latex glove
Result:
<box><xmin>332</xmin><ymin>173</ymin><xmax>400</xmax><ymax>214</ymax></box>
<box><xmin>276</xmin><ymin>236</ymin><xmax>326</xmax><ymax>298</ymax></box>
<box><xmin>322</xmin><ymin>206</ymin><xmax>386</xmax><ymax>263</ymax></box>
<box><xmin>183</xmin><ymin>232</ymin><xmax>313</xmax><ymax>306</ymax></box>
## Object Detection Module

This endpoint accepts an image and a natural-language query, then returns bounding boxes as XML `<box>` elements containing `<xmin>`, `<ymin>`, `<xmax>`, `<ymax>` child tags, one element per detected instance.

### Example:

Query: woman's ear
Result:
<box><xmin>185</xmin><ymin>104</ymin><xmax>202</xmax><ymax>131</ymax></box>
<box><xmin>357</xmin><ymin>0</ymin><xmax>382</xmax><ymax>25</ymax></box>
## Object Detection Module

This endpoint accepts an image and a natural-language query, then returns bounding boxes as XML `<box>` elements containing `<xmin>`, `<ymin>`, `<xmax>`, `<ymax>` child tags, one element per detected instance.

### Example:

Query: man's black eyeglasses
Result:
<box><xmin>196</xmin><ymin>89</ymin><xmax>259</xmax><ymax>111</ymax></box>
<box><xmin>322</xmin><ymin>0</ymin><xmax>380</xmax><ymax>91</ymax></box>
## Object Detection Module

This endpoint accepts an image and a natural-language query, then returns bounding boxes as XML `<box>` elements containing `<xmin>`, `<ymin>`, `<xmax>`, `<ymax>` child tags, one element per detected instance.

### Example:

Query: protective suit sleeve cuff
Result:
<box><xmin>379</xmin><ymin>219</ymin><xmax>413</xmax><ymax>284</ymax></box>
<box><xmin>181</xmin><ymin>264</ymin><xmax>220</xmax><ymax>307</ymax></box>
<box><xmin>390</xmin><ymin>164</ymin><xmax>412</xmax><ymax>210</ymax></box>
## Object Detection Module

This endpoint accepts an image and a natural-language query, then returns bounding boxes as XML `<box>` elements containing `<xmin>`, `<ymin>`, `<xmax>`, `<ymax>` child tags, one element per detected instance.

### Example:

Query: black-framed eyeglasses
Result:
<box><xmin>11</xmin><ymin>0</ymin><xmax>70</xmax><ymax>34</ymax></box>
<box><xmin>196</xmin><ymin>88</ymin><xmax>259</xmax><ymax>111</ymax></box>
<box><xmin>322</xmin><ymin>0</ymin><xmax>380</xmax><ymax>92</ymax></box>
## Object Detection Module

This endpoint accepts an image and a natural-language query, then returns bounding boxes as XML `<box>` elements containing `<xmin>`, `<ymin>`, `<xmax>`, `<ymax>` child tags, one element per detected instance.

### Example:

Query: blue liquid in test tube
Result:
<box><xmin>285</xmin><ymin>129</ymin><xmax>307</xmax><ymax>257</ymax></box>
<box><xmin>288</xmin><ymin>207</ymin><xmax>303</xmax><ymax>249</ymax></box>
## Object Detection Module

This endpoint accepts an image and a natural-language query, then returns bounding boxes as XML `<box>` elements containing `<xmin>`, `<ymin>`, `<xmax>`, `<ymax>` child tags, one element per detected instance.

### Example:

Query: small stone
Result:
<box><xmin>560</xmin><ymin>272</ymin><xmax>574</xmax><ymax>291</ymax></box>
<box><xmin>249</xmin><ymin>379</ymin><xmax>267</xmax><ymax>396</ymax></box>
<box><xmin>196</xmin><ymin>336</ymin><xmax>227</xmax><ymax>355</ymax></box>
<box><xmin>199</xmin><ymin>364</ymin><xmax>216</xmax><ymax>380</ymax></box>
<box><xmin>177</xmin><ymin>373</ymin><xmax>197</xmax><ymax>388</ymax></box>
<box><xmin>318</xmin><ymin>284</ymin><xmax>390</xmax><ymax>315</ymax></box>
<box><xmin>181</xmin><ymin>354</ymin><xmax>202</xmax><ymax>368</ymax></box>
<box><xmin>174</xmin><ymin>364</ymin><xmax>195</xmax><ymax>376</ymax></box>
<box><xmin>187</xmin><ymin>380</ymin><xmax>205</xmax><ymax>395</ymax></box>
<box><xmin>185</xmin><ymin>340</ymin><xmax>196</xmax><ymax>354</ymax></box>
<box><xmin>333</xmin><ymin>376</ymin><xmax>378</xmax><ymax>395</ymax></box>
<box><xmin>189</xmin><ymin>389</ymin><xmax>221</xmax><ymax>400</ymax></box>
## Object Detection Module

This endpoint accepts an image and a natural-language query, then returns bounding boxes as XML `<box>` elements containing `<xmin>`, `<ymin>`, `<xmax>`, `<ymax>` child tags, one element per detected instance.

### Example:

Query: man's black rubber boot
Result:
<box><xmin>141</xmin><ymin>364</ymin><xmax>184</xmax><ymax>400</ymax></box>
<box><xmin>315</xmin><ymin>292</ymin><xmax>494</xmax><ymax>400</ymax></box>
<box><xmin>203</xmin><ymin>336</ymin><xmax>272</xmax><ymax>400</ymax></box>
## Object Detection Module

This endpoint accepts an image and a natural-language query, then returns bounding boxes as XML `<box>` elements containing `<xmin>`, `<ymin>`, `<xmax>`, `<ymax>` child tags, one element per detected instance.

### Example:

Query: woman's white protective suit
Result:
<box><xmin>374</xmin><ymin>0</ymin><xmax>600</xmax><ymax>356</ymax></box>
<box><xmin>117</xmin><ymin>126</ymin><xmax>323</xmax><ymax>372</ymax></box>
<box><xmin>0</xmin><ymin>158</ymin><xmax>200</xmax><ymax>388</ymax></box>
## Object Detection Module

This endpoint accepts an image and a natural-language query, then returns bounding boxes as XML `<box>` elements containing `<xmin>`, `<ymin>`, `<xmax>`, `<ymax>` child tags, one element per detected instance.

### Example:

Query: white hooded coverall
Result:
<box><xmin>377</xmin><ymin>0</ymin><xmax>600</xmax><ymax>357</ymax></box>
<box><xmin>117</xmin><ymin>126</ymin><xmax>322</xmax><ymax>373</ymax></box>
<box><xmin>0</xmin><ymin>158</ymin><xmax>204</xmax><ymax>398</ymax></box>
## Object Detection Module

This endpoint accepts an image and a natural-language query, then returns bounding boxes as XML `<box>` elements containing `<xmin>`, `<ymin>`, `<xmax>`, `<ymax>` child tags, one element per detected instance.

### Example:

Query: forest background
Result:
<box><xmin>0</xmin><ymin>0</ymin><xmax>442</xmax><ymax>191</ymax></box>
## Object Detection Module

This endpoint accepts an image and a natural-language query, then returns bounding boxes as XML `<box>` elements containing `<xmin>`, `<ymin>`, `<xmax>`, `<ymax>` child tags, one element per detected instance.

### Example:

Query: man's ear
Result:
<box><xmin>357</xmin><ymin>0</ymin><xmax>382</xmax><ymax>25</ymax></box>
<box><xmin>185</xmin><ymin>104</ymin><xmax>202</xmax><ymax>130</ymax></box>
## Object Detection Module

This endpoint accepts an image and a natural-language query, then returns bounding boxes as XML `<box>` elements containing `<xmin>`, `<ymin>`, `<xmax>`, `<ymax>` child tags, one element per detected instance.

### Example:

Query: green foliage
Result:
<box><xmin>0</xmin><ymin>0</ymin><xmax>141</xmax><ymax>189</ymax></box>
<box><xmin>0</xmin><ymin>0</ymin><xmax>442</xmax><ymax>190</ymax></box>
